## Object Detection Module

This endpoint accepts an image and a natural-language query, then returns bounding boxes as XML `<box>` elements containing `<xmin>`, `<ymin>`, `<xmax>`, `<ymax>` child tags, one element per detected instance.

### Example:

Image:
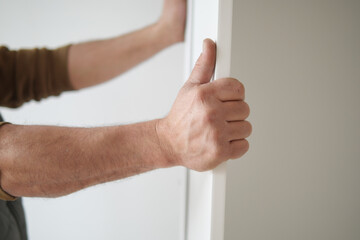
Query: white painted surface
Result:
<box><xmin>185</xmin><ymin>0</ymin><xmax>218</xmax><ymax>238</ymax></box>
<box><xmin>185</xmin><ymin>0</ymin><xmax>233</xmax><ymax>239</ymax></box>
<box><xmin>225</xmin><ymin>0</ymin><xmax>360</xmax><ymax>239</ymax></box>
<box><xmin>210</xmin><ymin>1</ymin><xmax>233</xmax><ymax>239</ymax></box>
<box><xmin>0</xmin><ymin>0</ymin><xmax>186</xmax><ymax>239</ymax></box>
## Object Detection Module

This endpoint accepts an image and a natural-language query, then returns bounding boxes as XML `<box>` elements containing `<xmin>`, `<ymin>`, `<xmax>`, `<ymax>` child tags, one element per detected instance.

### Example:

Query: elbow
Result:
<box><xmin>0</xmin><ymin>154</ymin><xmax>23</xmax><ymax>198</ymax></box>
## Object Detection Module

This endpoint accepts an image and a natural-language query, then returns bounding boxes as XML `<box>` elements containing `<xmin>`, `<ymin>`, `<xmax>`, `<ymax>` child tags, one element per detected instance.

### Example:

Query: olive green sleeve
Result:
<box><xmin>0</xmin><ymin>45</ymin><xmax>74</xmax><ymax>108</ymax></box>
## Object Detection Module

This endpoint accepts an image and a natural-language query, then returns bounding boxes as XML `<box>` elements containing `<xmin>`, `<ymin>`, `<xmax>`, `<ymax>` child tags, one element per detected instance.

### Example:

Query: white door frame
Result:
<box><xmin>183</xmin><ymin>0</ymin><xmax>234</xmax><ymax>239</ymax></box>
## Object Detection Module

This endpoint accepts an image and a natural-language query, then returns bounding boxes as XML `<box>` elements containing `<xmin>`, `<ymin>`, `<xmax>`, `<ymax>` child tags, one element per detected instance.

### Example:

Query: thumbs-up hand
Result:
<box><xmin>156</xmin><ymin>39</ymin><xmax>252</xmax><ymax>171</ymax></box>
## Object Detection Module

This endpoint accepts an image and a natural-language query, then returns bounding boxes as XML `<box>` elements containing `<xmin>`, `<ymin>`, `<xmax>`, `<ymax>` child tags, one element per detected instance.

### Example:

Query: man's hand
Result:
<box><xmin>157</xmin><ymin>39</ymin><xmax>252</xmax><ymax>172</ymax></box>
<box><xmin>158</xmin><ymin>0</ymin><xmax>187</xmax><ymax>43</ymax></box>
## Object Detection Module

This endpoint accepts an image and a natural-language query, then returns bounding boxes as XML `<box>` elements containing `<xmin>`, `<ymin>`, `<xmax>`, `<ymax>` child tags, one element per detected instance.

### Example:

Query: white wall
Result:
<box><xmin>225</xmin><ymin>0</ymin><xmax>360</xmax><ymax>239</ymax></box>
<box><xmin>0</xmin><ymin>0</ymin><xmax>186</xmax><ymax>239</ymax></box>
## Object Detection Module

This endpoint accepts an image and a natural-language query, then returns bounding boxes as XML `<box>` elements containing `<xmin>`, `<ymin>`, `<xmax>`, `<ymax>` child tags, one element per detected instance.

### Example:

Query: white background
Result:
<box><xmin>0</xmin><ymin>0</ymin><xmax>186</xmax><ymax>239</ymax></box>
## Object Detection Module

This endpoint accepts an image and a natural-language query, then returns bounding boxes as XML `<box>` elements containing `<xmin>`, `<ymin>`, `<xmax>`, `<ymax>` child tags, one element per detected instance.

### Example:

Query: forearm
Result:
<box><xmin>0</xmin><ymin>120</ymin><xmax>172</xmax><ymax>198</ymax></box>
<box><xmin>68</xmin><ymin>23</ymin><xmax>177</xmax><ymax>90</ymax></box>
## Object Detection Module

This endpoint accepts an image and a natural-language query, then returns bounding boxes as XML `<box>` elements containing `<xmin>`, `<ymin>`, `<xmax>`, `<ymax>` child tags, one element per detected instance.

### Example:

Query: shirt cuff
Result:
<box><xmin>0</xmin><ymin>121</ymin><xmax>18</xmax><ymax>201</ymax></box>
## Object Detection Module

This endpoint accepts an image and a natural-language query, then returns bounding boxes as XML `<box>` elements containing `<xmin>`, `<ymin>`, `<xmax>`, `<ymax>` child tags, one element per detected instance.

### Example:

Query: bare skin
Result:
<box><xmin>157</xmin><ymin>40</ymin><xmax>251</xmax><ymax>172</ymax></box>
<box><xmin>68</xmin><ymin>0</ymin><xmax>187</xmax><ymax>89</ymax></box>
<box><xmin>0</xmin><ymin>0</ymin><xmax>251</xmax><ymax>198</ymax></box>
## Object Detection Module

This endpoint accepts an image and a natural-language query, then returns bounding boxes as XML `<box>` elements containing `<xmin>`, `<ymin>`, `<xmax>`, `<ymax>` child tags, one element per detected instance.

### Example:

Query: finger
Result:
<box><xmin>187</xmin><ymin>39</ymin><xmax>216</xmax><ymax>85</ymax></box>
<box><xmin>226</xmin><ymin>120</ymin><xmax>252</xmax><ymax>141</ymax></box>
<box><xmin>229</xmin><ymin>139</ymin><xmax>249</xmax><ymax>159</ymax></box>
<box><xmin>222</xmin><ymin>101</ymin><xmax>250</xmax><ymax>121</ymax></box>
<box><xmin>211</xmin><ymin>78</ymin><xmax>245</xmax><ymax>101</ymax></box>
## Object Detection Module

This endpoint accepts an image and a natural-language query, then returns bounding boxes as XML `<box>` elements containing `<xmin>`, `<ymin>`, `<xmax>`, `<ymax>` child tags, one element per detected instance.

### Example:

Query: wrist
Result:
<box><xmin>154</xmin><ymin>118</ymin><xmax>180</xmax><ymax>168</ymax></box>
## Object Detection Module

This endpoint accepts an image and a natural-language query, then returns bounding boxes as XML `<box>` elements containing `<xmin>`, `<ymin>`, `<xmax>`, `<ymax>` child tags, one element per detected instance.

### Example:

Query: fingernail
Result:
<box><xmin>202</xmin><ymin>40</ymin><xmax>206</xmax><ymax>52</ymax></box>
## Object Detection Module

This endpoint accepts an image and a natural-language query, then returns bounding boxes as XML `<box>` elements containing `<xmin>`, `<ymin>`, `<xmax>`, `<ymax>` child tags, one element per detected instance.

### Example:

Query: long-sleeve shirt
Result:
<box><xmin>0</xmin><ymin>45</ymin><xmax>73</xmax><ymax>108</ymax></box>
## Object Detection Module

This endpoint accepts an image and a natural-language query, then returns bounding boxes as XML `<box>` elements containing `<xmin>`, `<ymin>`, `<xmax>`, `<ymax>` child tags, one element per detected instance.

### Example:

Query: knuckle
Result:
<box><xmin>220</xmin><ymin>78</ymin><xmax>236</xmax><ymax>88</ymax></box>
<box><xmin>225</xmin><ymin>77</ymin><xmax>243</xmax><ymax>87</ymax></box>
<box><xmin>240</xmin><ymin>139</ymin><xmax>250</xmax><ymax>152</ymax></box>
<box><xmin>241</xmin><ymin>101</ymin><xmax>250</xmax><ymax>119</ymax></box>
<box><xmin>232</xmin><ymin>139</ymin><xmax>250</xmax><ymax>159</ymax></box>
<box><xmin>228</xmin><ymin>77</ymin><xmax>240</xmax><ymax>85</ymax></box>
<box><xmin>243</xmin><ymin>121</ymin><xmax>253</xmax><ymax>136</ymax></box>
<box><xmin>234</xmin><ymin>80</ymin><xmax>245</xmax><ymax>95</ymax></box>
<box><xmin>219</xmin><ymin>78</ymin><xmax>245</xmax><ymax>97</ymax></box>
<box><xmin>195</xmin><ymin>87</ymin><xmax>209</xmax><ymax>103</ymax></box>
<box><xmin>243</xmin><ymin>139</ymin><xmax>250</xmax><ymax>152</ymax></box>
<box><xmin>202</xmin><ymin>107</ymin><xmax>217</xmax><ymax>124</ymax></box>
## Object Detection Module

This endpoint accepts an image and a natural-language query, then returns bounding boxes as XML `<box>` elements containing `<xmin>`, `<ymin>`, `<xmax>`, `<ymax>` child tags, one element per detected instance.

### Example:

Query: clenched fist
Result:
<box><xmin>156</xmin><ymin>39</ymin><xmax>252</xmax><ymax>172</ymax></box>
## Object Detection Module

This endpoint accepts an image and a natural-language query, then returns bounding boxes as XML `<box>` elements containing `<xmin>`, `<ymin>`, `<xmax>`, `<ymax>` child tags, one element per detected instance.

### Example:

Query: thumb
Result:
<box><xmin>188</xmin><ymin>38</ymin><xmax>216</xmax><ymax>85</ymax></box>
